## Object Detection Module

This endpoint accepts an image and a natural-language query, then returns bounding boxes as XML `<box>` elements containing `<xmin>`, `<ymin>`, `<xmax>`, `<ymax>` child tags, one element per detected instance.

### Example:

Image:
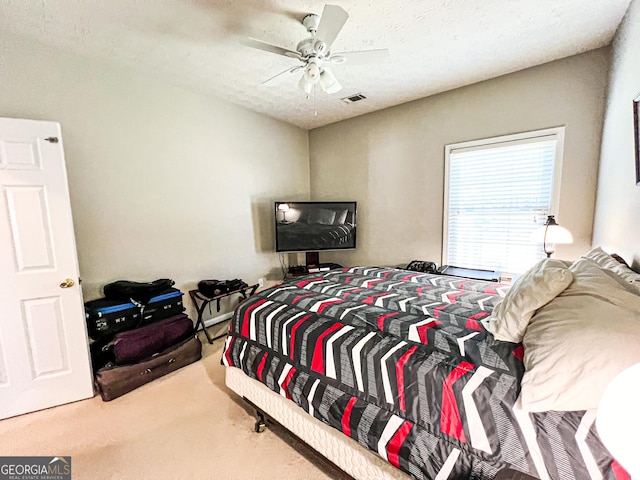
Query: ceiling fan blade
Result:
<box><xmin>331</xmin><ymin>49</ymin><xmax>390</xmax><ymax>65</ymax></box>
<box><xmin>263</xmin><ymin>66</ymin><xmax>303</xmax><ymax>86</ymax></box>
<box><xmin>242</xmin><ymin>37</ymin><xmax>302</xmax><ymax>60</ymax></box>
<box><xmin>315</xmin><ymin>5</ymin><xmax>348</xmax><ymax>49</ymax></box>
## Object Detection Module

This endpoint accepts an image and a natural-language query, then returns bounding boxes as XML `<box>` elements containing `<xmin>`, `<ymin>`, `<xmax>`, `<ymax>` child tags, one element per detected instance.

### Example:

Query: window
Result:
<box><xmin>443</xmin><ymin>127</ymin><xmax>565</xmax><ymax>275</ymax></box>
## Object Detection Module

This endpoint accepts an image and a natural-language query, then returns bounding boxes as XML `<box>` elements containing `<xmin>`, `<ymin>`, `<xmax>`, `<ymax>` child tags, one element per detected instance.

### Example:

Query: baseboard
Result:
<box><xmin>203</xmin><ymin>312</ymin><xmax>233</xmax><ymax>328</ymax></box>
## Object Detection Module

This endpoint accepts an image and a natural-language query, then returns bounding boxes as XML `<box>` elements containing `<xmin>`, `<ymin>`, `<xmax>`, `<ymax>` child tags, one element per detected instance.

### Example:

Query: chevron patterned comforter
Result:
<box><xmin>222</xmin><ymin>266</ymin><xmax>621</xmax><ymax>480</ymax></box>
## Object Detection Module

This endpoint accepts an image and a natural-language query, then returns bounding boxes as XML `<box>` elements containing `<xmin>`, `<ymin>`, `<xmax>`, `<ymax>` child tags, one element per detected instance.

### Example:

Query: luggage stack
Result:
<box><xmin>85</xmin><ymin>279</ymin><xmax>202</xmax><ymax>401</ymax></box>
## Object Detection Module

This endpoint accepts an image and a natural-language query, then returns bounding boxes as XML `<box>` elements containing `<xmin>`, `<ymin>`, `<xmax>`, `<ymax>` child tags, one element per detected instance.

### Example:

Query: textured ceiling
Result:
<box><xmin>0</xmin><ymin>0</ymin><xmax>632</xmax><ymax>130</ymax></box>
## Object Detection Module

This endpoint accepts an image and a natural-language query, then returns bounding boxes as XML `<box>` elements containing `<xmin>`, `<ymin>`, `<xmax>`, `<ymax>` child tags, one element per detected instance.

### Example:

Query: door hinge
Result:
<box><xmin>44</xmin><ymin>137</ymin><xmax>59</xmax><ymax>143</ymax></box>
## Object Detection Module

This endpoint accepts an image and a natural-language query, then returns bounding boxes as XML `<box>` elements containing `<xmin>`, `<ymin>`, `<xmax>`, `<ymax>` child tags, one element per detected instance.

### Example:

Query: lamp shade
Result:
<box><xmin>278</xmin><ymin>203</ymin><xmax>290</xmax><ymax>212</ymax></box>
<box><xmin>530</xmin><ymin>224</ymin><xmax>573</xmax><ymax>244</ymax></box>
<box><xmin>596</xmin><ymin>362</ymin><xmax>640</xmax><ymax>477</ymax></box>
<box><xmin>530</xmin><ymin>215</ymin><xmax>572</xmax><ymax>257</ymax></box>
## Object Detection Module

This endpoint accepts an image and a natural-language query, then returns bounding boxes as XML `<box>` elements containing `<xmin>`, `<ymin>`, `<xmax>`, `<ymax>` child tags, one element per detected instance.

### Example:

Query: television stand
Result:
<box><xmin>287</xmin><ymin>263</ymin><xmax>344</xmax><ymax>276</ymax></box>
<box><xmin>307</xmin><ymin>263</ymin><xmax>342</xmax><ymax>273</ymax></box>
<box><xmin>305</xmin><ymin>251</ymin><xmax>320</xmax><ymax>268</ymax></box>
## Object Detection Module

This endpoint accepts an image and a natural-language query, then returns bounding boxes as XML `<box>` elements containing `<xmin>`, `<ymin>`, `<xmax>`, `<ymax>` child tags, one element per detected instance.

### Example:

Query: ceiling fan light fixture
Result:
<box><xmin>304</xmin><ymin>61</ymin><xmax>321</xmax><ymax>83</ymax></box>
<box><xmin>319</xmin><ymin>68</ymin><xmax>341</xmax><ymax>94</ymax></box>
<box><xmin>298</xmin><ymin>75</ymin><xmax>313</xmax><ymax>94</ymax></box>
<box><xmin>245</xmin><ymin>4</ymin><xmax>389</xmax><ymax>98</ymax></box>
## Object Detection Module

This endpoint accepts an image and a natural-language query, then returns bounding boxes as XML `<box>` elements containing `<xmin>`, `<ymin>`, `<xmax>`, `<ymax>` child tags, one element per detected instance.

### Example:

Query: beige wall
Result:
<box><xmin>0</xmin><ymin>35</ymin><xmax>309</xmax><ymax>318</ymax></box>
<box><xmin>1</xmin><ymin>26</ymin><xmax>621</xmax><ymax>314</ymax></box>
<box><xmin>310</xmin><ymin>49</ymin><xmax>609</xmax><ymax>269</ymax></box>
<box><xmin>593</xmin><ymin>0</ymin><xmax>640</xmax><ymax>267</ymax></box>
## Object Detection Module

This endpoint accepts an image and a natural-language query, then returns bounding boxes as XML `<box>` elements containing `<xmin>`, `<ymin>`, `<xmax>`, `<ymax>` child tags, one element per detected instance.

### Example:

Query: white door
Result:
<box><xmin>0</xmin><ymin>117</ymin><xmax>93</xmax><ymax>420</ymax></box>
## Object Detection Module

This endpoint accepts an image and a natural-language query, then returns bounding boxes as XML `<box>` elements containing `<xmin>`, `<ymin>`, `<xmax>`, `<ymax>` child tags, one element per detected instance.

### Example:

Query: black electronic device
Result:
<box><xmin>274</xmin><ymin>202</ymin><xmax>357</xmax><ymax>258</ymax></box>
<box><xmin>288</xmin><ymin>265</ymin><xmax>307</xmax><ymax>275</ymax></box>
<box><xmin>405</xmin><ymin>260</ymin><xmax>438</xmax><ymax>274</ymax></box>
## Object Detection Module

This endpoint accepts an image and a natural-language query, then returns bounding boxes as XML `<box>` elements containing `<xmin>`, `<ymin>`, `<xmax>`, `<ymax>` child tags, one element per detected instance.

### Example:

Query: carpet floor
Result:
<box><xmin>0</xmin><ymin>332</ymin><xmax>351</xmax><ymax>480</ymax></box>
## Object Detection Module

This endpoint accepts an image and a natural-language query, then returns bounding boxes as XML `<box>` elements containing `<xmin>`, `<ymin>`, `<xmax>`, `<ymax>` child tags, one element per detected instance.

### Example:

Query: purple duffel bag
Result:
<box><xmin>107</xmin><ymin>313</ymin><xmax>195</xmax><ymax>365</ymax></box>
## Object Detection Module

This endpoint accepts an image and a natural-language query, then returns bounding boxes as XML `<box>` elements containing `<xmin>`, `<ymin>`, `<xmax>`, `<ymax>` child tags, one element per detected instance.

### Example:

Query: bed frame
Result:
<box><xmin>225</xmin><ymin>366</ymin><xmax>411</xmax><ymax>480</ymax></box>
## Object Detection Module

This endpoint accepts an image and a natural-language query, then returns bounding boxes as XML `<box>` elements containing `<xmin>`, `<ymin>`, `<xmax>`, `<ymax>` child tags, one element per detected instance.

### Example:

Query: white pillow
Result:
<box><xmin>583</xmin><ymin>246</ymin><xmax>640</xmax><ymax>293</ymax></box>
<box><xmin>333</xmin><ymin>209</ymin><xmax>348</xmax><ymax>225</ymax></box>
<box><xmin>519</xmin><ymin>257</ymin><xmax>640</xmax><ymax>412</ymax></box>
<box><xmin>307</xmin><ymin>208</ymin><xmax>336</xmax><ymax>225</ymax></box>
<box><xmin>488</xmin><ymin>259</ymin><xmax>573</xmax><ymax>343</ymax></box>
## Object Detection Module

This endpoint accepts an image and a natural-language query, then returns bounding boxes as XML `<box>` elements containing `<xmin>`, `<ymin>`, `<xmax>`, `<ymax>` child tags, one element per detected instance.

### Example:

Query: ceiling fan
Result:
<box><xmin>243</xmin><ymin>4</ymin><xmax>389</xmax><ymax>95</ymax></box>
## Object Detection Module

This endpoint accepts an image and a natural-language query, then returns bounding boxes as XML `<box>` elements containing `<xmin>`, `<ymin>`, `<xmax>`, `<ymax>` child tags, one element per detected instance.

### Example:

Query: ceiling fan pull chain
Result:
<box><xmin>314</xmin><ymin>86</ymin><xmax>318</xmax><ymax>116</ymax></box>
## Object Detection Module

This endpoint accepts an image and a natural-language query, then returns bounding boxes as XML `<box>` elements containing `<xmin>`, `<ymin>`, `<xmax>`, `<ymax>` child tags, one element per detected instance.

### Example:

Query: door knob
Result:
<box><xmin>60</xmin><ymin>278</ymin><xmax>75</xmax><ymax>288</ymax></box>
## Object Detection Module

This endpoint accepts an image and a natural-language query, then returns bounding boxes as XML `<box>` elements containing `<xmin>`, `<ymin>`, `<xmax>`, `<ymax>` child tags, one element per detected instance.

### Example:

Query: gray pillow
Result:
<box><xmin>519</xmin><ymin>257</ymin><xmax>640</xmax><ymax>412</ymax></box>
<box><xmin>487</xmin><ymin>258</ymin><xmax>573</xmax><ymax>343</ymax></box>
<box><xmin>583</xmin><ymin>246</ymin><xmax>640</xmax><ymax>294</ymax></box>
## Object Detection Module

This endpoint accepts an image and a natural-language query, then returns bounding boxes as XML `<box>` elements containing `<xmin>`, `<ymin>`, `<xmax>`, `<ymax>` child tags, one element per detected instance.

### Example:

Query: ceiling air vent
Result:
<box><xmin>341</xmin><ymin>93</ymin><xmax>367</xmax><ymax>104</ymax></box>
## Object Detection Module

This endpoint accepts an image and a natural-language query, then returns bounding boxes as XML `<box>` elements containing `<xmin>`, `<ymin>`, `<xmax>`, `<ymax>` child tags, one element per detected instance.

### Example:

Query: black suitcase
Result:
<box><xmin>94</xmin><ymin>336</ymin><xmax>202</xmax><ymax>402</ymax></box>
<box><xmin>85</xmin><ymin>288</ymin><xmax>184</xmax><ymax>339</ymax></box>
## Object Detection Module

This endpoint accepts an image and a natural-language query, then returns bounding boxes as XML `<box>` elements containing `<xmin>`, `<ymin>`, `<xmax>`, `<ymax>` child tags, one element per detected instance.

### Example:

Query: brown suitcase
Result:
<box><xmin>94</xmin><ymin>336</ymin><xmax>202</xmax><ymax>401</ymax></box>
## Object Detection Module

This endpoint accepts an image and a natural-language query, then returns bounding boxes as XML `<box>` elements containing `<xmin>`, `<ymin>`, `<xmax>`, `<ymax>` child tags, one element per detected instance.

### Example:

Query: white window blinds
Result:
<box><xmin>444</xmin><ymin>129</ymin><xmax>563</xmax><ymax>275</ymax></box>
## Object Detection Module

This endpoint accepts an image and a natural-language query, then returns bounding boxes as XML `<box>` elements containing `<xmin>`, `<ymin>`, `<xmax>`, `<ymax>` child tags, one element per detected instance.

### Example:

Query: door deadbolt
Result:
<box><xmin>60</xmin><ymin>278</ymin><xmax>75</xmax><ymax>288</ymax></box>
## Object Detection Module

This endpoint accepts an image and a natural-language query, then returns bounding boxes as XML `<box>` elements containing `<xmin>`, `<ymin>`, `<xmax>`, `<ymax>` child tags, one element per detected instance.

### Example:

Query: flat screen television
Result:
<box><xmin>274</xmin><ymin>201</ymin><xmax>357</xmax><ymax>254</ymax></box>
